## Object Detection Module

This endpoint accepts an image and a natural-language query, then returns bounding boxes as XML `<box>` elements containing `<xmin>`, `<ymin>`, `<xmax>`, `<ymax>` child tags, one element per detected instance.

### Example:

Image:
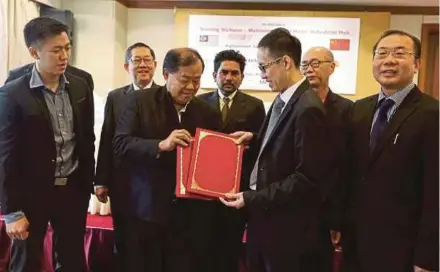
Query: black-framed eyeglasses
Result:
<box><xmin>258</xmin><ymin>58</ymin><xmax>283</xmax><ymax>73</ymax></box>
<box><xmin>300</xmin><ymin>60</ymin><xmax>332</xmax><ymax>71</ymax></box>
<box><xmin>374</xmin><ymin>48</ymin><xmax>415</xmax><ymax>59</ymax></box>
<box><xmin>130</xmin><ymin>57</ymin><xmax>155</xmax><ymax>66</ymax></box>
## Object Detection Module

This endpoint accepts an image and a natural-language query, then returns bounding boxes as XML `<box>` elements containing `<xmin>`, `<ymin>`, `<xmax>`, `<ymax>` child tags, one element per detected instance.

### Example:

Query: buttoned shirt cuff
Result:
<box><xmin>4</xmin><ymin>211</ymin><xmax>25</xmax><ymax>224</ymax></box>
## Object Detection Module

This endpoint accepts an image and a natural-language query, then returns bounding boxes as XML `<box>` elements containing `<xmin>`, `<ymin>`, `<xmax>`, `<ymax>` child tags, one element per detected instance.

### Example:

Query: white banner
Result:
<box><xmin>188</xmin><ymin>15</ymin><xmax>360</xmax><ymax>94</ymax></box>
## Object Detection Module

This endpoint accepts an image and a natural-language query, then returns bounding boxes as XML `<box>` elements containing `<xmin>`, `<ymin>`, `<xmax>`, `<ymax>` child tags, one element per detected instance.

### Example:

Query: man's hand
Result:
<box><xmin>230</xmin><ymin>131</ymin><xmax>253</xmax><ymax>147</ymax></box>
<box><xmin>6</xmin><ymin>217</ymin><xmax>29</xmax><ymax>240</ymax></box>
<box><xmin>220</xmin><ymin>192</ymin><xmax>245</xmax><ymax>209</ymax></box>
<box><xmin>159</xmin><ymin>129</ymin><xmax>192</xmax><ymax>152</ymax></box>
<box><xmin>330</xmin><ymin>230</ymin><xmax>342</xmax><ymax>251</ymax></box>
<box><xmin>95</xmin><ymin>186</ymin><xmax>109</xmax><ymax>203</ymax></box>
<box><xmin>414</xmin><ymin>266</ymin><xmax>436</xmax><ymax>272</ymax></box>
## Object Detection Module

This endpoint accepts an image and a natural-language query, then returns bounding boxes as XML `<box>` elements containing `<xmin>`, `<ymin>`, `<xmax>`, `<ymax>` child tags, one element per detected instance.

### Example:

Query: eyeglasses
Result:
<box><xmin>130</xmin><ymin>57</ymin><xmax>155</xmax><ymax>66</ymax></box>
<box><xmin>258</xmin><ymin>58</ymin><xmax>282</xmax><ymax>73</ymax></box>
<box><xmin>300</xmin><ymin>60</ymin><xmax>332</xmax><ymax>71</ymax></box>
<box><xmin>374</xmin><ymin>48</ymin><xmax>416</xmax><ymax>60</ymax></box>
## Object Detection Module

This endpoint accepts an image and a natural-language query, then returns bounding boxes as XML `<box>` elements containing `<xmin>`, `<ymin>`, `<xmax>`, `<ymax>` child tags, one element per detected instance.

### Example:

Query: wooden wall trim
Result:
<box><xmin>122</xmin><ymin>1</ymin><xmax>439</xmax><ymax>15</ymax></box>
<box><xmin>418</xmin><ymin>23</ymin><xmax>439</xmax><ymax>93</ymax></box>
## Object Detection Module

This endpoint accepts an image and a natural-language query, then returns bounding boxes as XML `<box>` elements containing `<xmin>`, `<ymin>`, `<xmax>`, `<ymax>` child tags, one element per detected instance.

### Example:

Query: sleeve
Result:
<box><xmin>95</xmin><ymin>93</ymin><xmax>115</xmax><ymax>187</ymax></box>
<box><xmin>0</xmin><ymin>91</ymin><xmax>24</xmax><ymax>214</ymax></box>
<box><xmin>112</xmin><ymin>93</ymin><xmax>161</xmax><ymax>165</ymax></box>
<box><xmin>326</xmin><ymin>101</ymin><xmax>354</xmax><ymax>231</ymax></box>
<box><xmin>84</xmin><ymin>83</ymin><xmax>96</xmax><ymax>185</ymax></box>
<box><xmin>242</xmin><ymin>107</ymin><xmax>331</xmax><ymax>209</ymax></box>
<box><xmin>413</xmin><ymin>106</ymin><xmax>439</xmax><ymax>271</ymax></box>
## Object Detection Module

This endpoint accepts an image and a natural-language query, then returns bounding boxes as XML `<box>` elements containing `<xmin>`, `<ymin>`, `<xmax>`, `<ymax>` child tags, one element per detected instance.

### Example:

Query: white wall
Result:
<box><xmin>126</xmin><ymin>8</ymin><xmax>175</xmax><ymax>86</ymax></box>
<box><xmin>34</xmin><ymin>0</ymin><xmax>63</xmax><ymax>9</ymax></box>
<box><xmin>62</xmin><ymin>2</ymin><xmax>438</xmax><ymax>95</ymax></box>
<box><xmin>63</xmin><ymin>0</ymin><xmax>128</xmax><ymax>97</ymax></box>
<box><xmin>390</xmin><ymin>15</ymin><xmax>439</xmax><ymax>83</ymax></box>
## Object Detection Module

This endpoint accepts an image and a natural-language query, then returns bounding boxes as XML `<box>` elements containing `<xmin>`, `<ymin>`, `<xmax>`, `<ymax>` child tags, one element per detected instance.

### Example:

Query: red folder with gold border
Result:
<box><xmin>175</xmin><ymin>142</ymin><xmax>213</xmax><ymax>200</ymax></box>
<box><xmin>186</xmin><ymin>128</ymin><xmax>243</xmax><ymax>198</ymax></box>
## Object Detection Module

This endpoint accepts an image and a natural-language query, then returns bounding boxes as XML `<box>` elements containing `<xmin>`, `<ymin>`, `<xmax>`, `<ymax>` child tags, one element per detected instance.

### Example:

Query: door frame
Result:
<box><xmin>418</xmin><ymin>23</ymin><xmax>439</xmax><ymax>93</ymax></box>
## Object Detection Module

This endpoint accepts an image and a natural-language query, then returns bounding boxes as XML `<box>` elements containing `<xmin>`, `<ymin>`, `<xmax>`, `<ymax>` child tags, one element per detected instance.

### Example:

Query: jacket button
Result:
<box><xmin>259</xmin><ymin>167</ymin><xmax>264</xmax><ymax>171</ymax></box>
<box><xmin>51</xmin><ymin>159</ymin><xmax>55</xmax><ymax>163</ymax></box>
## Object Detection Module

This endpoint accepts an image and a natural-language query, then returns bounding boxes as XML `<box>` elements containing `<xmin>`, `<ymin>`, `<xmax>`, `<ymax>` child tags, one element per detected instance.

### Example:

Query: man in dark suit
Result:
<box><xmin>5</xmin><ymin>61</ymin><xmax>94</xmax><ymax>91</ymax></box>
<box><xmin>113</xmin><ymin>47</ymin><xmax>221</xmax><ymax>272</ymax></box>
<box><xmin>198</xmin><ymin>50</ymin><xmax>266</xmax><ymax>272</ymax></box>
<box><xmin>342</xmin><ymin>30</ymin><xmax>438</xmax><ymax>272</ymax></box>
<box><xmin>301</xmin><ymin>46</ymin><xmax>353</xmax><ymax>272</ymax></box>
<box><xmin>0</xmin><ymin>17</ymin><xmax>94</xmax><ymax>271</ymax></box>
<box><xmin>221</xmin><ymin>28</ymin><xmax>333</xmax><ymax>272</ymax></box>
<box><xmin>94</xmin><ymin>42</ymin><xmax>159</xmax><ymax>269</ymax></box>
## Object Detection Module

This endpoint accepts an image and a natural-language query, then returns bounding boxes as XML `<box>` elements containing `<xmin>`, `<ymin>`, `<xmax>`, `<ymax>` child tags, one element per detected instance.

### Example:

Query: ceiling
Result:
<box><xmin>113</xmin><ymin>0</ymin><xmax>439</xmax><ymax>14</ymax></box>
<box><xmin>172</xmin><ymin>0</ymin><xmax>439</xmax><ymax>6</ymax></box>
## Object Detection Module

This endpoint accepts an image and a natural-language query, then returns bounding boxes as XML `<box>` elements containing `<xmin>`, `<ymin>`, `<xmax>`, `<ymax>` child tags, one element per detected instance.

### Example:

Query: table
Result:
<box><xmin>0</xmin><ymin>214</ymin><xmax>116</xmax><ymax>272</ymax></box>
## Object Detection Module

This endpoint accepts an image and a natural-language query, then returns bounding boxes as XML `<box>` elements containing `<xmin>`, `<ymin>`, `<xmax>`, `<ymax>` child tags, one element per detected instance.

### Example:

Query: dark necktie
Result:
<box><xmin>261</xmin><ymin>95</ymin><xmax>285</xmax><ymax>147</ymax></box>
<box><xmin>370</xmin><ymin>99</ymin><xmax>395</xmax><ymax>150</ymax></box>
<box><xmin>249</xmin><ymin>95</ymin><xmax>285</xmax><ymax>188</ymax></box>
<box><xmin>221</xmin><ymin>97</ymin><xmax>230</xmax><ymax>123</ymax></box>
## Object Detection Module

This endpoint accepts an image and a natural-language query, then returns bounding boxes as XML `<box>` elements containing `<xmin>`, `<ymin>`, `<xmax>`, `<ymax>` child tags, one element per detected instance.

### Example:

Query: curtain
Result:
<box><xmin>0</xmin><ymin>0</ymin><xmax>39</xmax><ymax>84</ymax></box>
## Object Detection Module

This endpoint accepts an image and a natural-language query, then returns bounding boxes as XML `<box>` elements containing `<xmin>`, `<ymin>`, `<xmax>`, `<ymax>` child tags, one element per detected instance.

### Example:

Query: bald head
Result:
<box><xmin>301</xmin><ymin>46</ymin><xmax>335</xmax><ymax>92</ymax></box>
<box><xmin>305</xmin><ymin>46</ymin><xmax>334</xmax><ymax>62</ymax></box>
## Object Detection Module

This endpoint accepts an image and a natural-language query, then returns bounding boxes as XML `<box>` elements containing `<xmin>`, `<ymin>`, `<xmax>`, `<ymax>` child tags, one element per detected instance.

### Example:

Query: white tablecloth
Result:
<box><xmin>88</xmin><ymin>194</ymin><xmax>111</xmax><ymax>215</ymax></box>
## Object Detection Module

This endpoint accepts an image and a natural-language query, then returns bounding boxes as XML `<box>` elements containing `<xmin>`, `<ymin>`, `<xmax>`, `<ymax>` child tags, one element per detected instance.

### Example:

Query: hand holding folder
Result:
<box><xmin>176</xmin><ymin>128</ymin><xmax>244</xmax><ymax>200</ymax></box>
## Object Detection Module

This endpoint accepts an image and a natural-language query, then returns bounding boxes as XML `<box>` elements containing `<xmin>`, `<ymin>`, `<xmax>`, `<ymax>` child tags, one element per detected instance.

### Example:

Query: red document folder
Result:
<box><xmin>186</xmin><ymin>128</ymin><xmax>243</xmax><ymax>198</ymax></box>
<box><xmin>175</xmin><ymin>142</ymin><xmax>213</xmax><ymax>200</ymax></box>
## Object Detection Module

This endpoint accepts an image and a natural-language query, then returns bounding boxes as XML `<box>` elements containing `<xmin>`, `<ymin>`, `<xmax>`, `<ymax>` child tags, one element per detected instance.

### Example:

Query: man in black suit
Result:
<box><xmin>113</xmin><ymin>47</ymin><xmax>221</xmax><ymax>272</ymax></box>
<box><xmin>5</xmin><ymin>60</ymin><xmax>94</xmax><ymax>91</ymax></box>
<box><xmin>94</xmin><ymin>42</ymin><xmax>159</xmax><ymax>269</ymax></box>
<box><xmin>198</xmin><ymin>50</ymin><xmax>266</xmax><ymax>272</ymax></box>
<box><xmin>0</xmin><ymin>17</ymin><xmax>94</xmax><ymax>271</ymax></box>
<box><xmin>301</xmin><ymin>46</ymin><xmax>353</xmax><ymax>272</ymax></box>
<box><xmin>343</xmin><ymin>30</ymin><xmax>438</xmax><ymax>272</ymax></box>
<box><xmin>221</xmin><ymin>28</ymin><xmax>333</xmax><ymax>272</ymax></box>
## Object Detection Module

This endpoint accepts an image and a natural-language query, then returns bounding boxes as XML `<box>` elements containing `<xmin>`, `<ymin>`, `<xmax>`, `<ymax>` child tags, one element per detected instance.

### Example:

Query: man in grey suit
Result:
<box><xmin>94</xmin><ymin>42</ymin><xmax>159</xmax><ymax>270</ymax></box>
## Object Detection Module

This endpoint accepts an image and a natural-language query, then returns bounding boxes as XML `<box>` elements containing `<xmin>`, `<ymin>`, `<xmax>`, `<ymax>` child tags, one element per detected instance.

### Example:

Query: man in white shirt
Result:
<box><xmin>94</xmin><ymin>42</ymin><xmax>159</xmax><ymax>270</ymax></box>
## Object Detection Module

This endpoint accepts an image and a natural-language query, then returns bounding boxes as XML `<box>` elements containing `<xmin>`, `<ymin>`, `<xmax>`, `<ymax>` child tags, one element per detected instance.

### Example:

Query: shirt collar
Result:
<box><xmin>217</xmin><ymin>89</ymin><xmax>238</xmax><ymax>101</ymax></box>
<box><xmin>133</xmin><ymin>81</ymin><xmax>153</xmax><ymax>91</ymax></box>
<box><xmin>279</xmin><ymin>76</ymin><xmax>306</xmax><ymax>104</ymax></box>
<box><xmin>377</xmin><ymin>82</ymin><xmax>415</xmax><ymax>108</ymax></box>
<box><xmin>29</xmin><ymin>65</ymin><xmax>69</xmax><ymax>90</ymax></box>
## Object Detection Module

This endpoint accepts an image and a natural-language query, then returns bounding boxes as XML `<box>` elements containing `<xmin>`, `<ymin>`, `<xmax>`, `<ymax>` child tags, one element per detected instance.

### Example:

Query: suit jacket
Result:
<box><xmin>95</xmin><ymin>82</ymin><xmax>159</xmax><ymax>214</ymax></box>
<box><xmin>344</xmin><ymin>86</ymin><xmax>439</xmax><ymax>271</ymax></box>
<box><xmin>113</xmin><ymin>86</ymin><xmax>221</xmax><ymax>223</ymax></box>
<box><xmin>322</xmin><ymin>90</ymin><xmax>353</xmax><ymax>231</ymax></box>
<box><xmin>0</xmin><ymin>73</ymin><xmax>95</xmax><ymax>215</ymax></box>
<box><xmin>242</xmin><ymin>79</ymin><xmax>333</xmax><ymax>255</ymax></box>
<box><xmin>197</xmin><ymin>91</ymin><xmax>266</xmax><ymax>191</ymax></box>
<box><xmin>6</xmin><ymin>63</ymin><xmax>94</xmax><ymax>91</ymax></box>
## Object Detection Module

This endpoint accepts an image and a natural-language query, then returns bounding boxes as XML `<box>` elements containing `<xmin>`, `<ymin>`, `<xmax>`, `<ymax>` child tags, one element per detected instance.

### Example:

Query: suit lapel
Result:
<box><xmin>123</xmin><ymin>84</ymin><xmax>134</xmax><ymax>95</ymax></box>
<box><xmin>65</xmin><ymin>75</ymin><xmax>84</xmax><ymax>138</ymax></box>
<box><xmin>259</xmin><ymin>80</ymin><xmax>309</xmax><ymax>152</ymax></box>
<box><xmin>30</xmin><ymin>87</ymin><xmax>53</xmax><ymax>131</ymax></box>
<box><xmin>25</xmin><ymin>72</ymin><xmax>53</xmax><ymax>132</ymax></box>
<box><xmin>370</xmin><ymin>88</ymin><xmax>420</xmax><ymax>162</ymax></box>
<box><xmin>206</xmin><ymin>91</ymin><xmax>221</xmax><ymax>113</ymax></box>
<box><xmin>224</xmin><ymin>91</ymin><xmax>246</xmax><ymax>129</ymax></box>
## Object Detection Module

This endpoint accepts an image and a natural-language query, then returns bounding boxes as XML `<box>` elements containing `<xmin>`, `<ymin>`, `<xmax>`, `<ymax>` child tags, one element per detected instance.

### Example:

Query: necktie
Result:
<box><xmin>221</xmin><ymin>97</ymin><xmax>230</xmax><ymax>123</ymax></box>
<box><xmin>249</xmin><ymin>96</ymin><xmax>285</xmax><ymax>189</ymax></box>
<box><xmin>370</xmin><ymin>99</ymin><xmax>395</xmax><ymax>150</ymax></box>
